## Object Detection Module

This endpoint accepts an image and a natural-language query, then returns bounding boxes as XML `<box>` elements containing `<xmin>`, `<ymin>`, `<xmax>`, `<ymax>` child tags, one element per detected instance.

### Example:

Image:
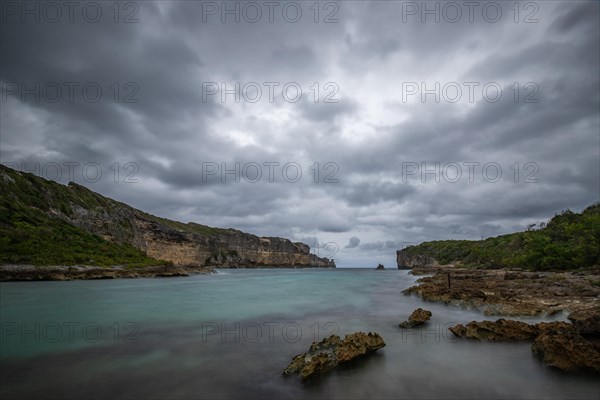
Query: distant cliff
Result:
<box><xmin>0</xmin><ymin>165</ymin><xmax>335</xmax><ymax>268</ymax></box>
<box><xmin>396</xmin><ymin>252</ymin><xmax>437</xmax><ymax>269</ymax></box>
<box><xmin>397</xmin><ymin>203</ymin><xmax>600</xmax><ymax>271</ymax></box>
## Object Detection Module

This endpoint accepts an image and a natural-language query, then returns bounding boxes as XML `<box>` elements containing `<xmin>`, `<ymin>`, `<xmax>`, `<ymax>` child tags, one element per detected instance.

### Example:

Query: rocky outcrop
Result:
<box><xmin>403</xmin><ymin>269</ymin><xmax>600</xmax><ymax>316</ymax></box>
<box><xmin>448</xmin><ymin>319</ymin><xmax>570</xmax><ymax>341</ymax></box>
<box><xmin>532</xmin><ymin>328</ymin><xmax>600</xmax><ymax>372</ymax></box>
<box><xmin>449</xmin><ymin>316</ymin><xmax>600</xmax><ymax>373</ymax></box>
<box><xmin>396</xmin><ymin>250</ymin><xmax>437</xmax><ymax>269</ymax></box>
<box><xmin>375</xmin><ymin>263</ymin><xmax>385</xmax><ymax>270</ymax></box>
<box><xmin>566</xmin><ymin>307</ymin><xmax>600</xmax><ymax>337</ymax></box>
<box><xmin>399</xmin><ymin>308</ymin><xmax>432</xmax><ymax>328</ymax></box>
<box><xmin>283</xmin><ymin>332</ymin><xmax>385</xmax><ymax>379</ymax></box>
<box><xmin>531</xmin><ymin>306</ymin><xmax>600</xmax><ymax>372</ymax></box>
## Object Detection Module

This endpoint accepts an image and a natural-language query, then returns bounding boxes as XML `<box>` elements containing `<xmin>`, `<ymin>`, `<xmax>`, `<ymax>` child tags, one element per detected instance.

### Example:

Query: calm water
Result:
<box><xmin>0</xmin><ymin>269</ymin><xmax>597</xmax><ymax>399</ymax></box>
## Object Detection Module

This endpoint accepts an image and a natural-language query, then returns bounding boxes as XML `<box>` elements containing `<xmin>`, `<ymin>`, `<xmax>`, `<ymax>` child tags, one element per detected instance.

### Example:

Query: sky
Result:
<box><xmin>1</xmin><ymin>1</ymin><xmax>599</xmax><ymax>268</ymax></box>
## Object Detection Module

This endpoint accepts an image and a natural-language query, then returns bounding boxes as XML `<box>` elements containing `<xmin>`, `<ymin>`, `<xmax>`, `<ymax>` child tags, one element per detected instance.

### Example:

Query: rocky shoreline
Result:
<box><xmin>404</xmin><ymin>266</ymin><xmax>600</xmax><ymax>316</ymax></box>
<box><xmin>0</xmin><ymin>264</ymin><xmax>216</xmax><ymax>281</ymax></box>
<box><xmin>448</xmin><ymin>312</ymin><xmax>600</xmax><ymax>372</ymax></box>
<box><xmin>402</xmin><ymin>266</ymin><xmax>600</xmax><ymax>373</ymax></box>
<box><xmin>0</xmin><ymin>264</ymin><xmax>344</xmax><ymax>281</ymax></box>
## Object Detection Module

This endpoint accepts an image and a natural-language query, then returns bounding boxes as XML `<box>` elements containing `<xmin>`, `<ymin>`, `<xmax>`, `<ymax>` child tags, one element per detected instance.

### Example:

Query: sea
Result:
<box><xmin>0</xmin><ymin>269</ymin><xmax>598</xmax><ymax>399</ymax></box>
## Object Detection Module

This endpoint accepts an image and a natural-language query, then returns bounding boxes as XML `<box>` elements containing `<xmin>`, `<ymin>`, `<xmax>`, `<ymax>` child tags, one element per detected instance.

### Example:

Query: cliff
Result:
<box><xmin>396</xmin><ymin>252</ymin><xmax>437</xmax><ymax>269</ymax></box>
<box><xmin>0</xmin><ymin>164</ymin><xmax>335</xmax><ymax>268</ymax></box>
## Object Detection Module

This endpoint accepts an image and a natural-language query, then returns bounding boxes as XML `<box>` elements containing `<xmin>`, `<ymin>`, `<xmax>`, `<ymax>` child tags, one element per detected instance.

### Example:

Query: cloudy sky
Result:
<box><xmin>1</xmin><ymin>1</ymin><xmax>599</xmax><ymax>267</ymax></box>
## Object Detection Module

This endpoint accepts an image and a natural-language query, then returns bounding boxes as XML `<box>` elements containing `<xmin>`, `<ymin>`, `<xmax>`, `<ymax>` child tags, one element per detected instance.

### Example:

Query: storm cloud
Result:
<box><xmin>1</xmin><ymin>1</ymin><xmax>598</xmax><ymax>267</ymax></box>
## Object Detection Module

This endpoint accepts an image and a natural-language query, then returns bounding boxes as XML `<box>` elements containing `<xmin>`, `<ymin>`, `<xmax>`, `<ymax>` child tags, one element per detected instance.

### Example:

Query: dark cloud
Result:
<box><xmin>345</xmin><ymin>236</ymin><xmax>360</xmax><ymax>249</ymax></box>
<box><xmin>1</xmin><ymin>1</ymin><xmax>598</xmax><ymax>268</ymax></box>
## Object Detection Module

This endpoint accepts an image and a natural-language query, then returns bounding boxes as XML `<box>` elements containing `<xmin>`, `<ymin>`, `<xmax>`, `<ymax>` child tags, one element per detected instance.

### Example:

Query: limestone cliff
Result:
<box><xmin>396</xmin><ymin>250</ymin><xmax>437</xmax><ymax>269</ymax></box>
<box><xmin>0</xmin><ymin>165</ymin><xmax>335</xmax><ymax>268</ymax></box>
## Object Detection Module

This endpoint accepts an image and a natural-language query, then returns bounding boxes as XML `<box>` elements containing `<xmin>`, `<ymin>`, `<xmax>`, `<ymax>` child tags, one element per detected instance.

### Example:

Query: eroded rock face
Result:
<box><xmin>399</xmin><ymin>308</ymin><xmax>432</xmax><ymax>328</ymax></box>
<box><xmin>532</xmin><ymin>328</ymin><xmax>600</xmax><ymax>372</ymax></box>
<box><xmin>448</xmin><ymin>319</ymin><xmax>570</xmax><ymax>342</ymax></box>
<box><xmin>283</xmin><ymin>332</ymin><xmax>385</xmax><ymax>379</ymax></box>
<box><xmin>137</xmin><ymin>225</ymin><xmax>336</xmax><ymax>268</ymax></box>
<box><xmin>396</xmin><ymin>251</ymin><xmax>437</xmax><ymax>269</ymax></box>
<box><xmin>567</xmin><ymin>307</ymin><xmax>600</xmax><ymax>338</ymax></box>
<box><xmin>449</xmin><ymin>315</ymin><xmax>600</xmax><ymax>373</ymax></box>
<box><xmin>403</xmin><ymin>269</ymin><xmax>600</xmax><ymax>317</ymax></box>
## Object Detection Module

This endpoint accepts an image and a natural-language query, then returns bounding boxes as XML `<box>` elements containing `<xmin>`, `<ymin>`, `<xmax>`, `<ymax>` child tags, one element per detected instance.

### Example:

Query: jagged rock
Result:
<box><xmin>448</xmin><ymin>319</ymin><xmax>570</xmax><ymax>342</ymax></box>
<box><xmin>567</xmin><ymin>307</ymin><xmax>600</xmax><ymax>337</ymax></box>
<box><xmin>532</xmin><ymin>328</ymin><xmax>600</xmax><ymax>372</ymax></box>
<box><xmin>399</xmin><ymin>308</ymin><xmax>432</xmax><ymax>328</ymax></box>
<box><xmin>449</xmin><ymin>318</ymin><xmax>600</xmax><ymax>372</ymax></box>
<box><xmin>403</xmin><ymin>269</ymin><xmax>600</xmax><ymax>317</ymax></box>
<box><xmin>283</xmin><ymin>332</ymin><xmax>385</xmax><ymax>379</ymax></box>
<box><xmin>375</xmin><ymin>264</ymin><xmax>385</xmax><ymax>270</ymax></box>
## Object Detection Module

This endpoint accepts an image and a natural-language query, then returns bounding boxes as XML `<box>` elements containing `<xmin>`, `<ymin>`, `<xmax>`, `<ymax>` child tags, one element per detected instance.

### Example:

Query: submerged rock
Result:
<box><xmin>283</xmin><ymin>332</ymin><xmax>385</xmax><ymax>379</ymax></box>
<box><xmin>399</xmin><ymin>308</ymin><xmax>432</xmax><ymax>328</ymax></box>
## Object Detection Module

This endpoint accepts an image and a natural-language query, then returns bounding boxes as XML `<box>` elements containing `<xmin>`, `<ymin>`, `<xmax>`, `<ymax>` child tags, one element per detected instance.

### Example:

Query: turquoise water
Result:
<box><xmin>0</xmin><ymin>269</ymin><xmax>598</xmax><ymax>399</ymax></box>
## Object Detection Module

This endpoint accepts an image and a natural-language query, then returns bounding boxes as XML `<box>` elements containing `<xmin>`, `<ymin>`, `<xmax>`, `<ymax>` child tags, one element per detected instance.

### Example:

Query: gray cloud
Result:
<box><xmin>1</xmin><ymin>1</ymin><xmax>598</xmax><ymax>268</ymax></box>
<box><xmin>345</xmin><ymin>236</ymin><xmax>360</xmax><ymax>249</ymax></box>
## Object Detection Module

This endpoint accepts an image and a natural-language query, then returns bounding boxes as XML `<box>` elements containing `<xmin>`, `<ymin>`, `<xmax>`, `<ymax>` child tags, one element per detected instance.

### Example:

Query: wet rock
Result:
<box><xmin>283</xmin><ymin>332</ymin><xmax>385</xmax><ymax>379</ymax></box>
<box><xmin>403</xmin><ymin>269</ymin><xmax>600</xmax><ymax>317</ymax></box>
<box><xmin>375</xmin><ymin>264</ymin><xmax>385</xmax><ymax>270</ymax></box>
<box><xmin>448</xmin><ymin>319</ymin><xmax>570</xmax><ymax>342</ymax></box>
<box><xmin>567</xmin><ymin>307</ymin><xmax>600</xmax><ymax>338</ymax></box>
<box><xmin>0</xmin><ymin>265</ymin><xmax>211</xmax><ymax>281</ymax></box>
<box><xmin>399</xmin><ymin>308</ymin><xmax>432</xmax><ymax>328</ymax></box>
<box><xmin>532</xmin><ymin>328</ymin><xmax>600</xmax><ymax>372</ymax></box>
<box><xmin>504</xmin><ymin>272</ymin><xmax>541</xmax><ymax>280</ymax></box>
<box><xmin>449</xmin><ymin>318</ymin><xmax>600</xmax><ymax>372</ymax></box>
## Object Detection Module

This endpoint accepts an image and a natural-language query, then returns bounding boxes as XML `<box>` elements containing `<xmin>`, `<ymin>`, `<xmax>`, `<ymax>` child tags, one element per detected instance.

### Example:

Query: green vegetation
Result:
<box><xmin>402</xmin><ymin>203</ymin><xmax>600</xmax><ymax>271</ymax></box>
<box><xmin>140</xmin><ymin>213</ymin><xmax>232</xmax><ymax>237</ymax></box>
<box><xmin>0</xmin><ymin>165</ymin><xmax>169</xmax><ymax>267</ymax></box>
<box><xmin>0</xmin><ymin>199</ymin><xmax>164</xmax><ymax>267</ymax></box>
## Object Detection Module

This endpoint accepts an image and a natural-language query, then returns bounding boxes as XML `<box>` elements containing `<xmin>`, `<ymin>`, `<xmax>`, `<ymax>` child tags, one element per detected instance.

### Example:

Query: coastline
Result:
<box><xmin>0</xmin><ymin>264</ymin><xmax>215</xmax><ymax>281</ymax></box>
<box><xmin>404</xmin><ymin>265</ymin><xmax>600</xmax><ymax>316</ymax></box>
<box><xmin>0</xmin><ymin>264</ymin><xmax>338</xmax><ymax>281</ymax></box>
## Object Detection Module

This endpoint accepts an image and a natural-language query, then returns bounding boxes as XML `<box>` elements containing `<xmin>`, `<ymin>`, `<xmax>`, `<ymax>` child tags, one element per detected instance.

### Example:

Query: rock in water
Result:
<box><xmin>532</xmin><ymin>328</ymin><xmax>600</xmax><ymax>372</ymax></box>
<box><xmin>448</xmin><ymin>317</ymin><xmax>600</xmax><ymax>372</ymax></box>
<box><xmin>448</xmin><ymin>319</ymin><xmax>570</xmax><ymax>342</ymax></box>
<box><xmin>282</xmin><ymin>332</ymin><xmax>385</xmax><ymax>379</ymax></box>
<box><xmin>567</xmin><ymin>307</ymin><xmax>600</xmax><ymax>338</ymax></box>
<box><xmin>399</xmin><ymin>308</ymin><xmax>432</xmax><ymax>328</ymax></box>
<box><xmin>449</xmin><ymin>319</ymin><xmax>540</xmax><ymax>341</ymax></box>
<box><xmin>375</xmin><ymin>264</ymin><xmax>385</xmax><ymax>270</ymax></box>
